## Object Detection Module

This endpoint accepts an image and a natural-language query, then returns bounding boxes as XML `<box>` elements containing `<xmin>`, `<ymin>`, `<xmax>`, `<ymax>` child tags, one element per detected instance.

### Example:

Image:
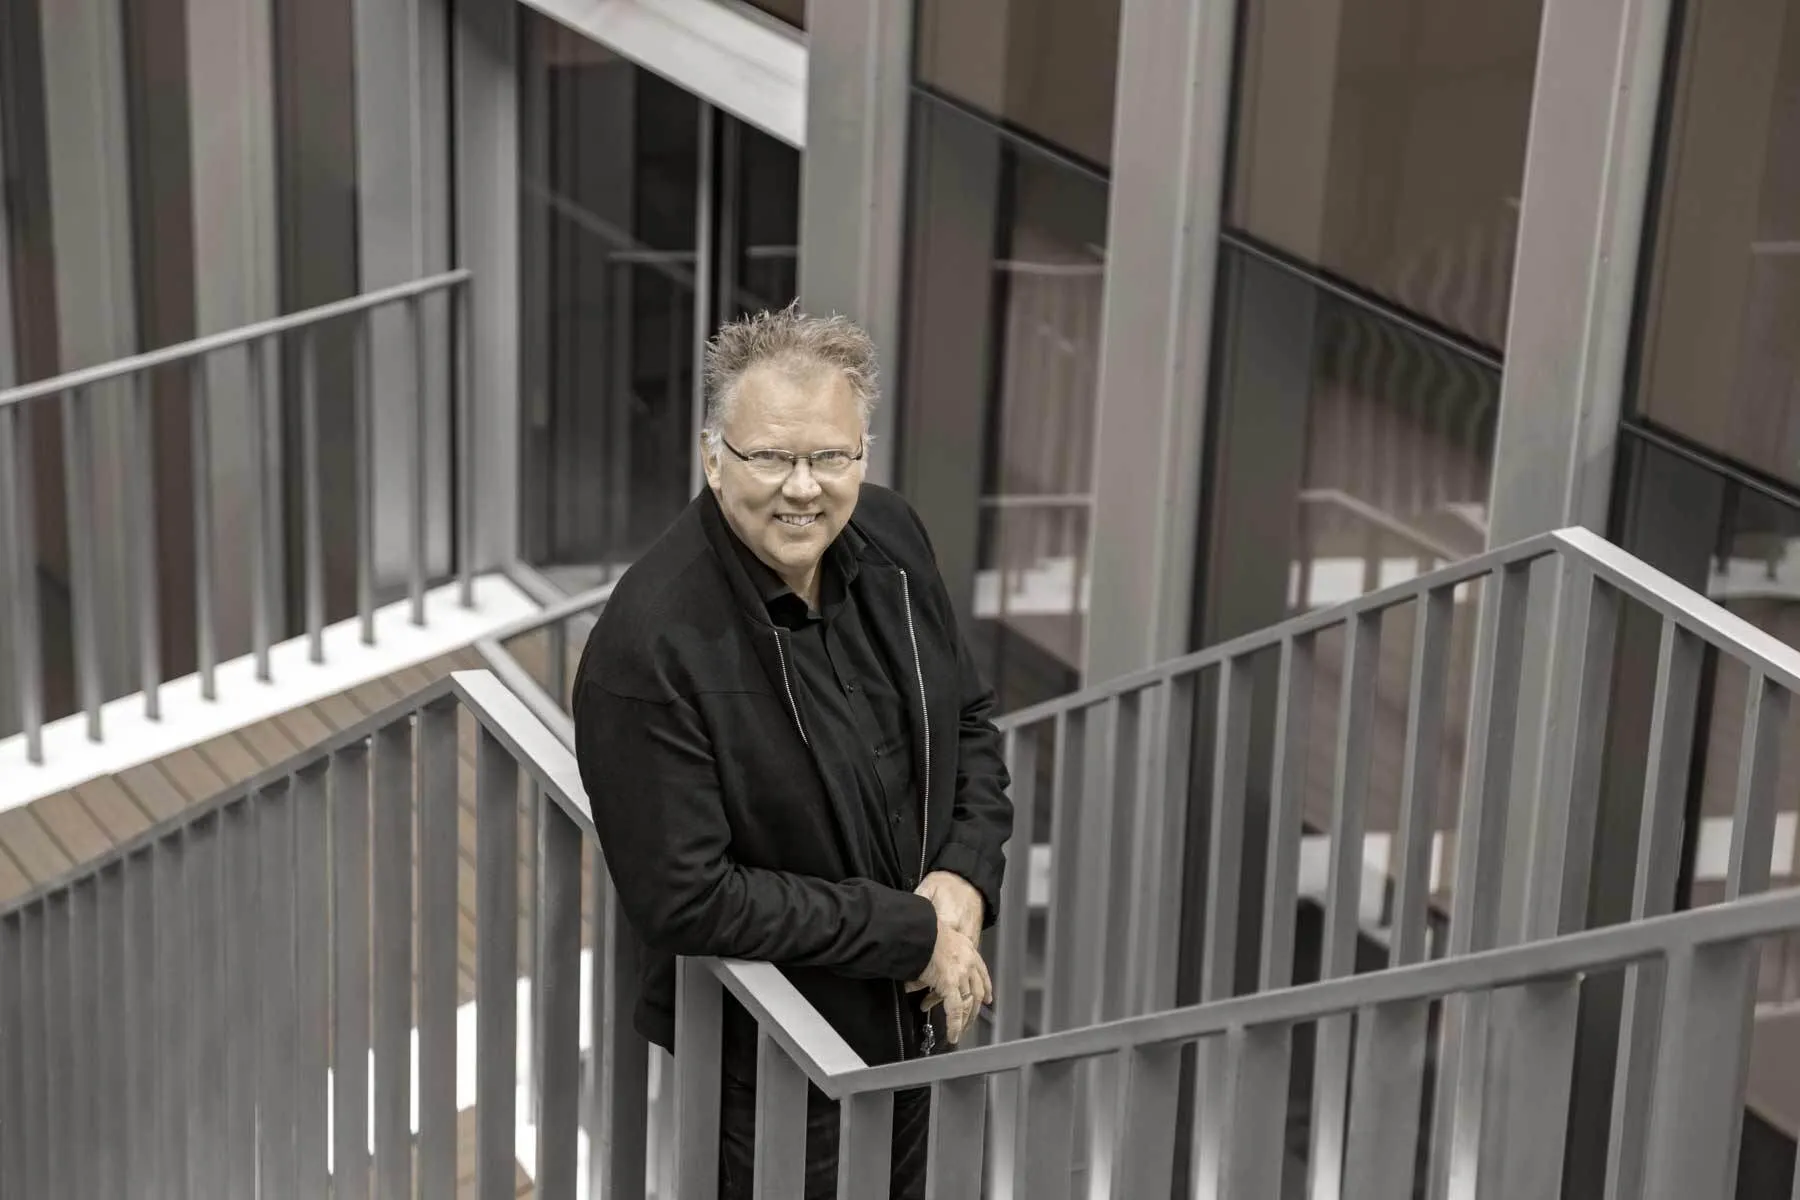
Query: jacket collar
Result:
<box><xmin>697</xmin><ymin>486</ymin><xmax>878</xmax><ymax>625</ymax></box>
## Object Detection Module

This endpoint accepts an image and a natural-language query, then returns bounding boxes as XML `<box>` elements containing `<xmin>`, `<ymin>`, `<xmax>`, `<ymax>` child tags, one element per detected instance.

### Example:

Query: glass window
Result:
<box><xmin>914</xmin><ymin>0</ymin><xmax>1120</xmax><ymax>168</ymax></box>
<box><xmin>520</xmin><ymin>18</ymin><xmax>701</xmax><ymax>574</ymax></box>
<box><xmin>715</xmin><ymin>114</ymin><xmax>800</xmax><ymax>324</ymax></box>
<box><xmin>1611</xmin><ymin>433</ymin><xmax>1800</xmax><ymax>1164</ymax></box>
<box><xmin>1630</xmin><ymin>0</ymin><xmax>1800</xmax><ymax>489</ymax></box>
<box><xmin>1194</xmin><ymin>242</ymin><xmax>1498</xmax><ymax>948</ymax></box>
<box><xmin>1227</xmin><ymin>0</ymin><xmax>1545</xmax><ymax>349</ymax></box>
<box><xmin>899</xmin><ymin>94</ymin><xmax>1107</xmax><ymax>714</ymax></box>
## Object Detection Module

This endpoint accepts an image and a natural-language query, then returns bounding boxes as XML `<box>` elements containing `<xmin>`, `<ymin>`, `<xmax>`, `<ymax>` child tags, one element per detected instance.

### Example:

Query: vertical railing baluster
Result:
<box><xmin>333</xmin><ymin>745</ymin><xmax>373</xmax><ymax>1200</ymax></box>
<box><xmin>1641</xmin><ymin>943</ymin><xmax>1761</xmax><ymax>1200</ymax></box>
<box><xmin>1261</xmin><ymin>634</ymin><xmax>1315</xmax><ymax>992</ymax></box>
<box><xmin>1205</xmin><ymin>1024</ymin><xmax>1293</xmax><ymax>1197</ymax></box>
<box><xmin>0</xmin><ymin>913</ymin><xmax>22</xmax><ymax>1200</ymax></box>
<box><xmin>131</xmin><ymin>369</ymin><xmax>162</xmax><ymax>718</ymax></box>
<box><xmin>302</xmin><ymin>326</ymin><xmax>325</xmax><ymax>663</ymax></box>
<box><xmin>124</xmin><ymin>854</ymin><xmax>158</xmax><ymax>1191</ymax></box>
<box><xmin>599</xmin><ymin>869</ymin><xmax>649</xmax><ymax>1200</ymax></box>
<box><xmin>293</xmin><ymin>761</ymin><xmax>331</xmax><ymax>1197</ymax></box>
<box><xmin>247</xmin><ymin>338</ymin><xmax>274</xmax><ymax>682</ymax></box>
<box><xmin>1042</xmin><ymin>708</ymin><xmax>1088</xmax><ymax>1033</ymax></box>
<box><xmin>1392</xmin><ymin>589</ymin><xmax>1453</xmax><ymax>966</ymax></box>
<box><xmin>1341</xmin><ymin>999</ymin><xmax>1431</xmax><ymax>1198</ymax></box>
<box><xmin>537</xmin><ymin>800</ymin><xmax>585</xmax><ymax>1197</ymax></box>
<box><xmin>926</xmin><ymin>1074</ymin><xmax>987</xmax><ymax>1200</ymax></box>
<box><xmin>1310</xmin><ymin>612</ymin><xmax>1383</xmax><ymax>1200</ymax></box>
<box><xmin>20</xmin><ymin>904</ymin><xmax>47</xmax><ymax>1196</ymax></box>
<box><xmin>61</xmin><ymin>388</ymin><xmax>103</xmax><ymax>739</ymax></box>
<box><xmin>1727</xmin><ymin>671</ymin><xmax>1788</xmax><ymax>899</ymax></box>
<box><xmin>1137</xmin><ymin>671</ymin><xmax>1196</xmax><ymax>1015</ymax></box>
<box><xmin>1605</xmin><ymin>621</ymin><xmax>1703</xmax><ymax>1200</ymax></box>
<box><xmin>673</xmin><ymin>956</ymin><xmax>723</xmax><ymax>1200</ymax></box>
<box><xmin>1109</xmin><ymin>1044</ymin><xmax>1182</xmax><ymax>1199</ymax></box>
<box><xmin>97</xmin><ymin>864</ymin><xmax>130</xmax><ymax>1196</ymax></box>
<box><xmin>187</xmin><ymin>814</ymin><xmax>225</xmax><ymax>1200</ymax></box>
<box><xmin>355</xmin><ymin>314</ymin><xmax>376</xmax><ymax>645</ymax></box>
<box><xmin>550</xmin><ymin>618</ymin><xmax>569</xmax><ymax>708</ymax></box>
<box><xmin>995</xmin><ymin>725</ymin><xmax>1038</xmax><ymax>1042</ymax></box>
<box><xmin>839</xmin><ymin>1091</ymin><xmax>897</xmax><ymax>1198</ymax></box>
<box><xmin>44</xmin><ymin>892</ymin><xmax>70</xmax><ymax>1198</ymax></box>
<box><xmin>68</xmin><ymin>880</ymin><xmax>98</xmax><ymax>1200</ymax></box>
<box><xmin>410</xmin><ymin>293</ymin><xmax>429</xmax><ymax>625</ymax></box>
<box><xmin>1013</xmin><ymin>1060</ymin><xmax>1077</xmax><ymax>1200</ymax></box>
<box><xmin>455</xmin><ymin>277</ymin><xmax>475</xmax><ymax>607</ymax></box>
<box><xmin>151</xmin><ymin>833</ymin><xmax>190</xmax><ymax>1198</ymax></box>
<box><xmin>1428</xmin><ymin>563</ymin><xmax>1531</xmax><ymax>1200</ymax></box>
<box><xmin>257</xmin><ymin>781</ymin><xmax>298</xmax><ymax>1195</ymax></box>
<box><xmin>0</xmin><ymin>402</ymin><xmax>44</xmax><ymax>761</ymax></box>
<box><xmin>418</xmin><ymin>698</ymin><xmax>461</xmax><ymax>1199</ymax></box>
<box><xmin>373</xmin><ymin>721</ymin><xmax>415</xmax><ymax>1198</ymax></box>
<box><xmin>1098</xmin><ymin>691</ymin><xmax>1143</xmax><ymax>1024</ymax></box>
<box><xmin>751</xmin><ymin>1030</ymin><xmax>808</xmax><ymax>1198</ymax></box>
<box><xmin>476</xmin><ymin>728</ymin><xmax>521</xmax><ymax>1199</ymax></box>
<box><xmin>190</xmin><ymin>356</ymin><xmax>217</xmax><ymax>700</ymax></box>
<box><xmin>222</xmin><ymin>803</ymin><xmax>258</xmax><ymax>1197</ymax></box>
<box><xmin>1202</xmin><ymin>656</ymin><xmax>1253</xmax><ymax>1004</ymax></box>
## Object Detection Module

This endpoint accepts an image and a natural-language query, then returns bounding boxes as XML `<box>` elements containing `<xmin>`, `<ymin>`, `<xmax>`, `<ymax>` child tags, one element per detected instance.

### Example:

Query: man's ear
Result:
<box><xmin>700</xmin><ymin>437</ymin><xmax>722</xmax><ymax>490</ymax></box>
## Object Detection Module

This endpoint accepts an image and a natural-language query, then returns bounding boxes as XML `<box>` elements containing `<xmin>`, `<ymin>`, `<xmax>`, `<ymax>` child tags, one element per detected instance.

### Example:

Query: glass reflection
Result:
<box><xmin>914</xmin><ymin>0</ymin><xmax>1120</xmax><ymax>167</ymax></box>
<box><xmin>1227</xmin><ymin>0</ymin><xmax>1544</xmax><ymax>349</ymax></box>
<box><xmin>1614</xmin><ymin>435</ymin><xmax>1800</xmax><ymax>1166</ymax></box>
<box><xmin>1631</xmin><ymin>0</ymin><xmax>1800</xmax><ymax>490</ymax></box>
<box><xmin>900</xmin><ymin>95</ymin><xmax>1107</xmax><ymax>713</ymax></box>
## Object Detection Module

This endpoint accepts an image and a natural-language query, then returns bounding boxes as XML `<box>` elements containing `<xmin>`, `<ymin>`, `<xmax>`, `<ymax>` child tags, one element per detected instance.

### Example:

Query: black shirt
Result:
<box><xmin>731</xmin><ymin>531</ymin><xmax>924</xmax><ymax>888</ymax></box>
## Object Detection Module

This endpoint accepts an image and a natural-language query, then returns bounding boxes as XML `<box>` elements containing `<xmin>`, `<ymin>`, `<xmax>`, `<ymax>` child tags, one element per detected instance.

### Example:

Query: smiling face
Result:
<box><xmin>702</xmin><ymin>359</ymin><xmax>866</xmax><ymax>607</ymax></box>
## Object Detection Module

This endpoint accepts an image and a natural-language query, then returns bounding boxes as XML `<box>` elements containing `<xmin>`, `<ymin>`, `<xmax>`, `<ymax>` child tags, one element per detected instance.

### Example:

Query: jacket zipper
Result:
<box><xmin>899</xmin><ymin>570</ymin><xmax>934</xmax><ymax>1058</ymax></box>
<box><xmin>771</xmin><ymin>630</ymin><xmax>809</xmax><ymax>746</ymax></box>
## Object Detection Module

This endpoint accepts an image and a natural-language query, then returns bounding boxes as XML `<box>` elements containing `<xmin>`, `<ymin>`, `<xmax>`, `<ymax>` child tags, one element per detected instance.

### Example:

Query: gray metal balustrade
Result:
<box><xmin>0</xmin><ymin>270</ymin><xmax>478</xmax><ymax>764</ymax></box>
<box><xmin>6</xmin><ymin>525</ymin><xmax>1800</xmax><ymax>1198</ymax></box>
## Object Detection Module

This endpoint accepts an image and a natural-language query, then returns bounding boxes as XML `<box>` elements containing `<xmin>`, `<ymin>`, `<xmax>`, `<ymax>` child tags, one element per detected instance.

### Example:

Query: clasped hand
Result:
<box><xmin>904</xmin><ymin>871</ymin><xmax>991</xmax><ymax>1045</ymax></box>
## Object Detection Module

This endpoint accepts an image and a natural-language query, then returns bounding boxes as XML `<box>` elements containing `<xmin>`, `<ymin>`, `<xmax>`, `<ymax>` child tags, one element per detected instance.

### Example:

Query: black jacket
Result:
<box><xmin>572</xmin><ymin>484</ymin><xmax>1013</xmax><ymax>1068</ymax></box>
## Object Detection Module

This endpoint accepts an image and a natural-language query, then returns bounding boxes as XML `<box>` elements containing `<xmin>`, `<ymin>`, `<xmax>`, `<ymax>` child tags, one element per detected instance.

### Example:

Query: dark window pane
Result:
<box><xmin>1227</xmin><ymin>0</ymin><xmax>1544</xmax><ymax>349</ymax></box>
<box><xmin>717</xmin><ymin>115</ymin><xmax>800</xmax><ymax>322</ymax></box>
<box><xmin>740</xmin><ymin>0</ymin><xmax>804</xmax><ymax>29</ymax></box>
<box><xmin>1611</xmin><ymin>434</ymin><xmax>1800</xmax><ymax>1152</ymax></box>
<box><xmin>915</xmin><ymin>0</ymin><xmax>1119</xmax><ymax>168</ymax></box>
<box><xmin>1631</xmin><ymin>0</ymin><xmax>1800</xmax><ymax>487</ymax></box>
<box><xmin>899</xmin><ymin>95</ymin><xmax>1107</xmax><ymax>712</ymax></box>
<box><xmin>520</xmin><ymin>17</ymin><xmax>700</xmax><ymax>571</ymax></box>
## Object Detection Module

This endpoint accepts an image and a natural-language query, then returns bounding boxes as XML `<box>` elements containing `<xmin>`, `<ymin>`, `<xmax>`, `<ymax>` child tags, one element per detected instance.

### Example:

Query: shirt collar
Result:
<box><xmin>727</xmin><ymin>521</ymin><xmax>861</xmax><ymax>618</ymax></box>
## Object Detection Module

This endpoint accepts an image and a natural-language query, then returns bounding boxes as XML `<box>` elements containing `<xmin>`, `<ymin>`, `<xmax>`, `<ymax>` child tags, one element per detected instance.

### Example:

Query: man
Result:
<box><xmin>572</xmin><ymin>306</ymin><xmax>1013</xmax><ymax>1198</ymax></box>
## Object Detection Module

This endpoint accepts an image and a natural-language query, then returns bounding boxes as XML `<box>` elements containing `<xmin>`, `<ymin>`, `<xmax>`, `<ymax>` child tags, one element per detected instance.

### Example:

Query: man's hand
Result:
<box><xmin>906</xmin><ymin>922</ymin><xmax>992</xmax><ymax>1045</ymax></box>
<box><xmin>916</xmin><ymin>871</ymin><xmax>983</xmax><ymax>943</ymax></box>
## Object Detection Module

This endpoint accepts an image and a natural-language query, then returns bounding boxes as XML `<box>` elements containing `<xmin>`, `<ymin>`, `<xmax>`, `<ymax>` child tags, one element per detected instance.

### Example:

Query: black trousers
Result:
<box><xmin>717</xmin><ymin>1066</ymin><xmax>931</xmax><ymax>1200</ymax></box>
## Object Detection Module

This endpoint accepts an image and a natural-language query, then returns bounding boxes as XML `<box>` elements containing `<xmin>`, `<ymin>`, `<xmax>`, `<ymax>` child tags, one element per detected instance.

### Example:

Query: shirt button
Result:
<box><xmin>846</xmin><ymin>682</ymin><xmax>858</xmax><ymax>693</ymax></box>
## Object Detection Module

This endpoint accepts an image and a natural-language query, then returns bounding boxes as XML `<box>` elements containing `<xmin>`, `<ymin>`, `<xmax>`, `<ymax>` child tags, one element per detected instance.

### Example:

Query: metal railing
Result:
<box><xmin>8</xmin><ymin>527</ymin><xmax>1800</xmax><ymax>1198</ymax></box>
<box><xmin>0</xmin><ymin>668</ymin><xmax>634</xmax><ymax>1199</ymax></box>
<box><xmin>973</xmin><ymin>524</ymin><xmax>1800</xmax><ymax>1192</ymax></box>
<box><xmin>0</xmin><ymin>270</ymin><xmax>477</xmax><ymax>763</ymax></box>
<box><xmin>473</xmin><ymin>579</ymin><xmax>618</xmax><ymax>746</ymax></box>
<box><xmin>681</xmin><ymin>880</ymin><xmax>1800</xmax><ymax>1199</ymax></box>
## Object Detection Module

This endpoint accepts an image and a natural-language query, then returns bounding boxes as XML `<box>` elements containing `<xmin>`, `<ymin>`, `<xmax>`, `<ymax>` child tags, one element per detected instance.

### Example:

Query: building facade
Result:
<box><xmin>3</xmin><ymin>0</ymin><xmax>1800</xmax><ymax>1189</ymax></box>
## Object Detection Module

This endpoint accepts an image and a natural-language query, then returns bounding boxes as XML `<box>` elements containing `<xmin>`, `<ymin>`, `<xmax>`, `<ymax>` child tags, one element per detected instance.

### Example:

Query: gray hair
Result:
<box><xmin>701</xmin><ymin>304</ymin><xmax>880</xmax><ymax>450</ymax></box>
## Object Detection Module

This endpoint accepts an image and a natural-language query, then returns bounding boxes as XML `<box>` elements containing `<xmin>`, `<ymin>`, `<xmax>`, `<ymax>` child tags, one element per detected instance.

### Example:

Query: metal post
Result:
<box><xmin>372</xmin><ymin>721</ymin><xmax>415</xmax><ymax>1197</ymax></box>
<box><xmin>0</xmin><ymin>403</ymin><xmax>43</xmax><ymax>760</ymax></box>
<box><xmin>673</xmin><ymin>956</ymin><xmax>723</xmax><ymax>1200</ymax></box>
<box><xmin>61</xmin><ymin>388</ymin><xmax>104</xmax><ymax>739</ymax></box>
<box><xmin>247</xmin><ymin>338</ymin><xmax>274</xmax><ymax>682</ymax></box>
<box><xmin>190</xmin><ymin>356</ymin><xmax>218</xmax><ymax>700</ymax></box>
<box><xmin>355</xmin><ymin>314</ymin><xmax>376</xmax><ymax>645</ymax></box>
<box><xmin>332</xmin><ymin>746</ymin><xmax>373</xmax><ymax>1200</ymax></box>
<box><xmin>753</xmin><ymin>1033</ymin><xmax>809</xmax><ymax>1198</ymax></box>
<box><xmin>418</xmin><ymin>699</ymin><xmax>461</xmax><ymax>1200</ymax></box>
<box><xmin>536</xmin><ymin>801</ymin><xmax>585</xmax><ymax>1197</ymax></box>
<box><xmin>301</xmin><ymin>326</ymin><xmax>325</xmax><ymax>663</ymax></box>
<box><xmin>410</xmin><ymin>294</ymin><xmax>429</xmax><ymax>625</ymax></box>
<box><xmin>476</xmin><ymin>728</ymin><xmax>520</xmax><ymax>1199</ymax></box>
<box><xmin>455</xmin><ymin>278</ymin><xmax>475</xmax><ymax>607</ymax></box>
<box><xmin>130</xmin><ymin>371</ymin><xmax>162</xmax><ymax>719</ymax></box>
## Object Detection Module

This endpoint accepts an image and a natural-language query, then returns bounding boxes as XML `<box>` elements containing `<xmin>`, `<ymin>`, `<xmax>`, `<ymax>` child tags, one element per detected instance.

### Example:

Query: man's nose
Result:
<box><xmin>783</xmin><ymin>461</ymin><xmax>822</xmax><ymax>500</ymax></box>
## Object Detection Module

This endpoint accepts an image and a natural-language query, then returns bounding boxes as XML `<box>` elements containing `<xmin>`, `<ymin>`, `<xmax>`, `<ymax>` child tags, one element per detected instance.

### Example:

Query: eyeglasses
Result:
<box><xmin>720</xmin><ymin>437</ymin><xmax>866</xmax><ymax>482</ymax></box>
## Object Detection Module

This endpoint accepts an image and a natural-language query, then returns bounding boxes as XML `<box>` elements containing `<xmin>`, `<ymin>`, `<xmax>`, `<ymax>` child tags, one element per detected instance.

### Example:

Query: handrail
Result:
<box><xmin>698</xmin><ymin>880</ymin><xmax>1800</xmax><ymax>1100</ymax></box>
<box><xmin>0</xmin><ymin>675</ymin><xmax>461</xmax><ymax>916</ymax></box>
<box><xmin>0</xmin><ymin>268</ymin><xmax>470</xmax><ymax>411</ymax></box>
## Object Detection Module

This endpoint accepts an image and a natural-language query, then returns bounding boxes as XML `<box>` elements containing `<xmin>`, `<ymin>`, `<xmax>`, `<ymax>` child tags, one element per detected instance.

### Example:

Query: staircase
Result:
<box><xmin>5</xmin><ymin>519</ymin><xmax>1800</xmax><ymax>1198</ymax></box>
